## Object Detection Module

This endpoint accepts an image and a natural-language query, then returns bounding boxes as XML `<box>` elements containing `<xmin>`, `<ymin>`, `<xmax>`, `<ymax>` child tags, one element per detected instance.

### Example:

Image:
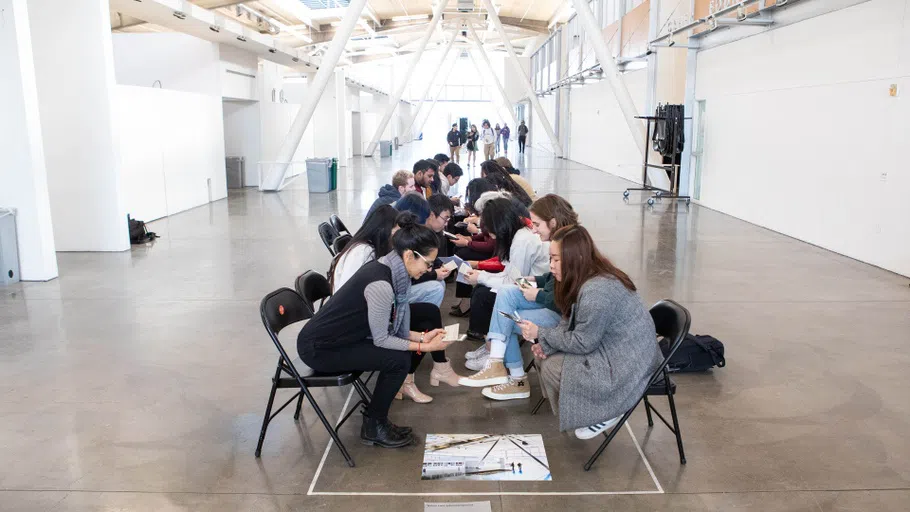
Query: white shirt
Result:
<box><xmin>481</xmin><ymin>127</ymin><xmax>495</xmax><ymax>144</ymax></box>
<box><xmin>476</xmin><ymin>228</ymin><xmax>549</xmax><ymax>288</ymax></box>
<box><xmin>332</xmin><ymin>243</ymin><xmax>375</xmax><ymax>293</ymax></box>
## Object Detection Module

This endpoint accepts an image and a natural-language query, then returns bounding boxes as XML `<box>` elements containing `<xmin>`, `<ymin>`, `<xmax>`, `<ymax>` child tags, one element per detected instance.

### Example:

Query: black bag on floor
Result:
<box><xmin>128</xmin><ymin>215</ymin><xmax>158</xmax><ymax>244</ymax></box>
<box><xmin>660</xmin><ymin>334</ymin><xmax>725</xmax><ymax>373</ymax></box>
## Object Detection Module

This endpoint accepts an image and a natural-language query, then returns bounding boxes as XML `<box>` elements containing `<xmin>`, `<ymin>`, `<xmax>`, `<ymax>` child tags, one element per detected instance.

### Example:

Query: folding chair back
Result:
<box><xmin>329</xmin><ymin>214</ymin><xmax>350</xmax><ymax>236</ymax></box>
<box><xmin>295</xmin><ymin>270</ymin><xmax>332</xmax><ymax>312</ymax></box>
<box><xmin>318</xmin><ymin>222</ymin><xmax>340</xmax><ymax>256</ymax></box>
<box><xmin>332</xmin><ymin>234</ymin><xmax>353</xmax><ymax>256</ymax></box>
<box><xmin>646</xmin><ymin>300</ymin><xmax>691</xmax><ymax>387</ymax></box>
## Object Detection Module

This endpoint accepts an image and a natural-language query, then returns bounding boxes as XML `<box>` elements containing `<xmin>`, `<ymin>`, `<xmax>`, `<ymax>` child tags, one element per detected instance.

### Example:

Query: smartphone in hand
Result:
<box><xmin>498</xmin><ymin>311</ymin><xmax>522</xmax><ymax>323</ymax></box>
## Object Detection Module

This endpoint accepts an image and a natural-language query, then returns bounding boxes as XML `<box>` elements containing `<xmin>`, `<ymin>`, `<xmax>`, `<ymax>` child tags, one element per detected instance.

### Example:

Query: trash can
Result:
<box><xmin>379</xmin><ymin>140</ymin><xmax>392</xmax><ymax>157</ymax></box>
<box><xmin>306</xmin><ymin>158</ymin><xmax>335</xmax><ymax>193</ymax></box>
<box><xmin>330</xmin><ymin>158</ymin><xmax>338</xmax><ymax>190</ymax></box>
<box><xmin>225</xmin><ymin>157</ymin><xmax>245</xmax><ymax>189</ymax></box>
<box><xmin>0</xmin><ymin>208</ymin><xmax>20</xmax><ymax>286</ymax></box>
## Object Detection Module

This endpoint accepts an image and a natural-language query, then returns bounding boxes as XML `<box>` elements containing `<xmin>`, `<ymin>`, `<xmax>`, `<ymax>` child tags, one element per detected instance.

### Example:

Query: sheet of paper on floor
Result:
<box><xmin>422</xmin><ymin>434</ymin><xmax>551</xmax><ymax>482</ymax></box>
<box><xmin>424</xmin><ymin>502</ymin><xmax>492</xmax><ymax>512</ymax></box>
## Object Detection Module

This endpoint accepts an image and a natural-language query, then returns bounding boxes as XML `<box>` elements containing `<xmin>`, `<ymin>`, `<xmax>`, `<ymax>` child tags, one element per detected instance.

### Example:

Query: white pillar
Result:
<box><xmin>479</xmin><ymin>0</ymin><xmax>562</xmax><ymax>158</ymax></box>
<box><xmin>402</xmin><ymin>28</ymin><xmax>459</xmax><ymax>143</ymax></box>
<box><xmin>570</xmin><ymin>0</ymin><xmax>647</xmax><ymax>157</ymax></box>
<box><xmin>364</xmin><ymin>0</ymin><xmax>448</xmax><ymax>156</ymax></box>
<box><xmin>466</xmin><ymin>23</ymin><xmax>519</xmax><ymax>130</ymax></box>
<box><xmin>0</xmin><ymin>0</ymin><xmax>58</xmax><ymax>280</ymax></box>
<box><xmin>27</xmin><ymin>0</ymin><xmax>129</xmax><ymax>251</ymax></box>
<box><xmin>335</xmin><ymin>67</ymin><xmax>348</xmax><ymax>167</ymax></box>
<box><xmin>262</xmin><ymin>0</ymin><xmax>368</xmax><ymax>191</ymax></box>
<box><xmin>415</xmin><ymin>51</ymin><xmax>459</xmax><ymax>140</ymax></box>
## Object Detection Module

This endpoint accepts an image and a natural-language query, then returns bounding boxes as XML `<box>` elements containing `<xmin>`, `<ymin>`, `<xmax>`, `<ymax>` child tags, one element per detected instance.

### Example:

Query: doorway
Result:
<box><xmin>352</xmin><ymin>112</ymin><xmax>362</xmax><ymax>156</ymax></box>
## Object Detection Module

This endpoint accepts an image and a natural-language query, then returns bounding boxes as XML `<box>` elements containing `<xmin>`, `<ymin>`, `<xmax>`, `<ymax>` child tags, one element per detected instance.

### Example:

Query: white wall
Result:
<box><xmin>568</xmin><ymin>69</ymin><xmax>648</xmax><ymax>183</ymax></box>
<box><xmin>223</xmin><ymin>101</ymin><xmax>261</xmax><ymax>187</ymax></box>
<box><xmin>219</xmin><ymin>44</ymin><xmax>258</xmax><ymax>101</ymax></box>
<box><xmin>112</xmin><ymin>33</ymin><xmax>221</xmax><ymax>95</ymax></box>
<box><xmin>116</xmin><ymin>86</ymin><xmax>227</xmax><ymax>221</ymax></box>
<box><xmin>0</xmin><ymin>0</ymin><xmax>57</xmax><ymax>280</ymax></box>
<box><xmin>28</xmin><ymin>0</ymin><xmax>129</xmax><ymax>252</ymax></box>
<box><xmin>694</xmin><ymin>0</ymin><xmax>910</xmax><ymax>277</ymax></box>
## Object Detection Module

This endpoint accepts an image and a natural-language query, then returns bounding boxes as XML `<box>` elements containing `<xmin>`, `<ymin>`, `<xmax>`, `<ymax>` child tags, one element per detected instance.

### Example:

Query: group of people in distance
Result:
<box><xmin>447</xmin><ymin>119</ymin><xmax>530</xmax><ymax>167</ymax></box>
<box><xmin>296</xmin><ymin>150</ymin><xmax>663</xmax><ymax>450</ymax></box>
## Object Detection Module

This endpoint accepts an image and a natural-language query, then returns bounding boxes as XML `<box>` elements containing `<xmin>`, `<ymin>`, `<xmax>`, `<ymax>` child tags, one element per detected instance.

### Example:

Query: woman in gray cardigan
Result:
<box><xmin>520</xmin><ymin>225</ymin><xmax>662</xmax><ymax>440</ymax></box>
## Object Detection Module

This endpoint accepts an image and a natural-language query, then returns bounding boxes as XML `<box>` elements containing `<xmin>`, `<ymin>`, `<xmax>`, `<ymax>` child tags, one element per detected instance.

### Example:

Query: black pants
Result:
<box><xmin>302</xmin><ymin>343</ymin><xmax>409</xmax><ymax>422</ymax></box>
<box><xmin>468</xmin><ymin>285</ymin><xmax>497</xmax><ymax>335</ymax></box>
<box><xmin>456</xmin><ymin>246</ymin><xmax>493</xmax><ymax>262</ymax></box>
<box><xmin>410</xmin><ymin>302</ymin><xmax>446</xmax><ymax>373</ymax></box>
<box><xmin>518</xmin><ymin>135</ymin><xmax>526</xmax><ymax>153</ymax></box>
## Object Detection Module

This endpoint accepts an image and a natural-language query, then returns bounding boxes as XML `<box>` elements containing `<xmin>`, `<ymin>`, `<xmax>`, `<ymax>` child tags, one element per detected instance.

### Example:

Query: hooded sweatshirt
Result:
<box><xmin>366</xmin><ymin>184</ymin><xmax>402</xmax><ymax>217</ymax></box>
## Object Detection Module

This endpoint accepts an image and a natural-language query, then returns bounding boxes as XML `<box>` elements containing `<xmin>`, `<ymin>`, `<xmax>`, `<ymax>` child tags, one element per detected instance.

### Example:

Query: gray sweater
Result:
<box><xmin>538</xmin><ymin>276</ymin><xmax>662</xmax><ymax>431</ymax></box>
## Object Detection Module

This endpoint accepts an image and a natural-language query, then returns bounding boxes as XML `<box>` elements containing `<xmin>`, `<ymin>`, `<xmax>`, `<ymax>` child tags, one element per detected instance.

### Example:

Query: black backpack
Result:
<box><xmin>660</xmin><ymin>334</ymin><xmax>725</xmax><ymax>373</ymax></box>
<box><xmin>128</xmin><ymin>215</ymin><xmax>158</xmax><ymax>244</ymax></box>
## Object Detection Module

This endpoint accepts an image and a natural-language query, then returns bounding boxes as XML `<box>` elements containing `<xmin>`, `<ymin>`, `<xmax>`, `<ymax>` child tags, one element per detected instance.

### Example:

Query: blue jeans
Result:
<box><xmin>488</xmin><ymin>286</ymin><xmax>561</xmax><ymax>369</ymax></box>
<box><xmin>409</xmin><ymin>280</ymin><xmax>445</xmax><ymax>307</ymax></box>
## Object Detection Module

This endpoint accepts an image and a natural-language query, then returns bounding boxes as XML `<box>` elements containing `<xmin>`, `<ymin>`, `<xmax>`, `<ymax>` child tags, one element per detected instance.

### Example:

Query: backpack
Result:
<box><xmin>128</xmin><ymin>215</ymin><xmax>158</xmax><ymax>244</ymax></box>
<box><xmin>660</xmin><ymin>334</ymin><xmax>725</xmax><ymax>373</ymax></box>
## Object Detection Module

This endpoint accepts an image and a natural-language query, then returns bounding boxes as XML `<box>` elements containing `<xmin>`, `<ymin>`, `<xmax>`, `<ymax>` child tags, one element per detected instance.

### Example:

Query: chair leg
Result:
<box><xmin>293</xmin><ymin>393</ymin><xmax>305</xmax><ymax>421</ymax></box>
<box><xmin>666</xmin><ymin>389</ymin><xmax>687</xmax><ymax>464</ymax></box>
<box><xmin>643</xmin><ymin>395</ymin><xmax>654</xmax><ymax>427</ymax></box>
<box><xmin>530</xmin><ymin>396</ymin><xmax>547</xmax><ymax>415</ymax></box>
<box><xmin>524</xmin><ymin>359</ymin><xmax>536</xmax><ymax>374</ymax></box>
<box><xmin>255</xmin><ymin>366</ymin><xmax>282</xmax><ymax>457</ymax></box>
<box><xmin>354</xmin><ymin>378</ymin><xmax>373</xmax><ymax>403</ymax></box>
<box><xmin>301</xmin><ymin>387</ymin><xmax>357</xmax><ymax>467</ymax></box>
<box><xmin>584</xmin><ymin>409</ymin><xmax>635</xmax><ymax>471</ymax></box>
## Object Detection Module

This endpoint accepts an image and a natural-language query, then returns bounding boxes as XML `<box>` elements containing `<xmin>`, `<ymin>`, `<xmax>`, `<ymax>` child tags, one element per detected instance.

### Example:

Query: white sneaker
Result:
<box><xmin>482</xmin><ymin>376</ymin><xmax>531</xmax><ymax>400</ymax></box>
<box><xmin>465</xmin><ymin>354</ymin><xmax>488</xmax><ymax>372</ymax></box>
<box><xmin>458</xmin><ymin>359</ymin><xmax>509</xmax><ymax>387</ymax></box>
<box><xmin>575</xmin><ymin>416</ymin><xmax>623</xmax><ymax>440</ymax></box>
<box><xmin>465</xmin><ymin>345</ymin><xmax>489</xmax><ymax>360</ymax></box>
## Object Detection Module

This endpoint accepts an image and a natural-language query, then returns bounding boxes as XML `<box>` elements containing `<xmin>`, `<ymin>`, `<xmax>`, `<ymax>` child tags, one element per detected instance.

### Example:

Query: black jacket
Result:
<box><xmin>447</xmin><ymin>130</ymin><xmax>461</xmax><ymax>147</ymax></box>
<box><xmin>366</xmin><ymin>185</ymin><xmax>401</xmax><ymax>217</ymax></box>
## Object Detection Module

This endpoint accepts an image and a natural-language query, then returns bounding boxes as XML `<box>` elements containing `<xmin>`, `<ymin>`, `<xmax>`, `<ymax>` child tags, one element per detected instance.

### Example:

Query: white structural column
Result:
<box><xmin>479</xmin><ymin>0</ymin><xmax>562</xmax><ymax>158</ymax></box>
<box><xmin>466</xmin><ymin>50</ymin><xmax>513</xmax><ymax>128</ymax></box>
<box><xmin>261</xmin><ymin>0</ymin><xmax>368</xmax><ymax>191</ymax></box>
<box><xmin>364</xmin><ymin>0</ymin><xmax>448</xmax><ymax>156</ymax></box>
<box><xmin>570</xmin><ymin>0</ymin><xmax>647</xmax><ymax>157</ymax></box>
<box><xmin>27</xmin><ymin>0</ymin><xmax>129</xmax><ymax>252</ymax></box>
<box><xmin>414</xmin><ymin>51</ymin><xmax>459</xmax><ymax>140</ymax></box>
<box><xmin>334</xmin><ymin>67</ymin><xmax>348</xmax><ymax>166</ymax></box>
<box><xmin>466</xmin><ymin>23</ymin><xmax>519</xmax><ymax>130</ymax></box>
<box><xmin>0</xmin><ymin>0</ymin><xmax>58</xmax><ymax>280</ymax></box>
<box><xmin>402</xmin><ymin>28</ymin><xmax>459</xmax><ymax>143</ymax></box>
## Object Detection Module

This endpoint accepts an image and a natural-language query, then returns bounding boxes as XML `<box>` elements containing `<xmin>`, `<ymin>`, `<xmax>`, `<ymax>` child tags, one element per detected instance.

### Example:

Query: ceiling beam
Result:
<box><xmin>110</xmin><ymin>0</ymin><xmax>249</xmax><ymax>30</ymax></box>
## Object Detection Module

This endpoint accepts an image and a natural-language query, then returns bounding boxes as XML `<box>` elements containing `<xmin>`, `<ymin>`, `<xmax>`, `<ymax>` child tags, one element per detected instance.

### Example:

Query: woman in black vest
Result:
<box><xmin>297</xmin><ymin>215</ymin><xmax>453</xmax><ymax>448</ymax></box>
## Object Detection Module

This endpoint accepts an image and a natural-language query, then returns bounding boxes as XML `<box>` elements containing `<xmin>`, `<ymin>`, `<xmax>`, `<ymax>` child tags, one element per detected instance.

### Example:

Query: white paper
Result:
<box><xmin>440</xmin><ymin>255</ymin><xmax>473</xmax><ymax>285</ymax></box>
<box><xmin>443</xmin><ymin>323</ymin><xmax>460</xmax><ymax>342</ymax></box>
<box><xmin>442</xmin><ymin>260</ymin><xmax>458</xmax><ymax>271</ymax></box>
<box><xmin>425</xmin><ymin>502</ymin><xmax>492</xmax><ymax>512</ymax></box>
<box><xmin>422</xmin><ymin>434</ymin><xmax>551</xmax><ymax>481</ymax></box>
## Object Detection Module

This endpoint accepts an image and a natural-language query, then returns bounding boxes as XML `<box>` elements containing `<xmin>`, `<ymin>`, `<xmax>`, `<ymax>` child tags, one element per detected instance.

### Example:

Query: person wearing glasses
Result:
<box><xmin>297</xmin><ymin>213</ymin><xmax>455</xmax><ymax>449</ymax></box>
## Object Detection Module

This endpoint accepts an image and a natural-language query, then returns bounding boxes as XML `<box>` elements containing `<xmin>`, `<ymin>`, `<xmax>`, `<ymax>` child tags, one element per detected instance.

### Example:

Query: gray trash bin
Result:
<box><xmin>0</xmin><ymin>208</ymin><xmax>20</xmax><ymax>285</ymax></box>
<box><xmin>306</xmin><ymin>158</ymin><xmax>334</xmax><ymax>193</ymax></box>
<box><xmin>379</xmin><ymin>140</ymin><xmax>392</xmax><ymax>157</ymax></box>
<box><xmin>226</xmin><ymin>157</ymin><xmax>245</xmax><ymax>189</ymax></box>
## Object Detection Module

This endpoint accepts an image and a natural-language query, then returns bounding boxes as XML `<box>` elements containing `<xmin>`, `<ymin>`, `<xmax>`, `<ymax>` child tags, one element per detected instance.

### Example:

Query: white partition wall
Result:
<box><xmin>27</xmin><ymin>0</ymin><xmax>129</xmax><ymax>252</ymax></box>
<box><xmin>0</xmin><ymin>0</ymin><xmax>57</xmax><ymax>280</ymax></box>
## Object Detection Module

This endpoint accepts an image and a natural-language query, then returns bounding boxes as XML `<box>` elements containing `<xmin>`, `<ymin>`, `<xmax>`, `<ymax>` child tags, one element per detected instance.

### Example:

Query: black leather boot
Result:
<box><xmin>361</xmin><ymin>412</ymin><xmax>413</xmax><ymax>448</ymax></box>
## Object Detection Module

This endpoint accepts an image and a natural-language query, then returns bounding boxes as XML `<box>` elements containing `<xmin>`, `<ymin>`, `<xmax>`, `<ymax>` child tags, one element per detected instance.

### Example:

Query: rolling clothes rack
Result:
<box><xmin>624</xmin><ymin>104</ymin><xmax>691</xmax><ymax>206</ymax></box>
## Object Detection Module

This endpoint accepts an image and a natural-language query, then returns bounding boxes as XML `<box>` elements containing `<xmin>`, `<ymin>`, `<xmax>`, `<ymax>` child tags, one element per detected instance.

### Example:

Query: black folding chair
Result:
<box><xmin>332</xmin><ymin>234</ymin><xmax>352</xmax><ymax>256</ymax></box>
<box><xmin>318</xmin><ymin>222</ymin><xmax>340</xmax><ymax>256</ymax></box>
<box><xmin>329</xmin><ymin>214</ymin><xmax>350</xmax><ymax>236</ymax></box>
<box><xmin>255</xmin><ymin>287</ymin><xmax>372</xmax><ymax>467</ymax></box>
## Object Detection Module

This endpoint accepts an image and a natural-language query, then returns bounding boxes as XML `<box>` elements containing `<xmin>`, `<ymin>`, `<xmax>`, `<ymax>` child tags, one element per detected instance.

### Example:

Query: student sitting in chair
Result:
<box><xmin>519</xmin><ymin>225</ymin><xmax>662</xmax><ymax>440</ymax></box>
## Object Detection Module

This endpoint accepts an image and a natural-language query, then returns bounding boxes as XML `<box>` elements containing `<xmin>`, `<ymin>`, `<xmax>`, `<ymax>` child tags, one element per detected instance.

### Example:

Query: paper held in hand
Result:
<box><xmin>442</xmin><ymin>260</ymin><xmax>458</xmax><ymax>272</ymax></box>
<box><xmin>443</xmin><ymin>323</ymin><xmax>465</xmax><ymax>342</ymax></box>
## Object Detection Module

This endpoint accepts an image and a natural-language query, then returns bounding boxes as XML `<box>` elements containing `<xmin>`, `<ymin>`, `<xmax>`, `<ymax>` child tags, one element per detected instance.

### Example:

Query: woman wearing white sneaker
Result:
<box><xmin>519</xmin><ymin>225</ymin><xmax>662</xmax><ymax>440</ymax></box>
<box><xmin>459</xmin><ymin>195</ymin><xmax>578</xmax><ymax>400</ymax></box>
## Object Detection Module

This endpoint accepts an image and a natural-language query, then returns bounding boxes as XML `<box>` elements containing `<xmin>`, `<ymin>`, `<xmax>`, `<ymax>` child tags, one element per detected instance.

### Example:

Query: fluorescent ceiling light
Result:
<box><xmin>391</xmin><ymin>14</ymin><xmax>429</xmax><ymax>22</ymax></box>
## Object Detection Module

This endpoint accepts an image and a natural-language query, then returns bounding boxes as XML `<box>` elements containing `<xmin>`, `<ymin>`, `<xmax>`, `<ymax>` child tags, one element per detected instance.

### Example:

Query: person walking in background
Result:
<box><xmin>494</xmin><ymin>123</ymin><xmax>502</xmax><ymax>154</ymax></box>
<box><xmin>465</xmin><ymin>124</ymin><xmax>480</xmax><ymax>168</ymax></box>
<box><xmin>481</xmin><ymin>121</ymin><xmax>496</xmax><ymax>161</ymax></box>
<box><xmin>500</xmin><ymin>123</ymin><xmax>511</xmax><ymax>154</ymax></box>
<box><xmin>518</xmin><ymin>121</ymin><xmax>528</xmax><ymax>154</ymax></box>
<box><xmin>447</xmin><ymin>124</ymin><xmax>462</xmax><ymax>164</ymax></box>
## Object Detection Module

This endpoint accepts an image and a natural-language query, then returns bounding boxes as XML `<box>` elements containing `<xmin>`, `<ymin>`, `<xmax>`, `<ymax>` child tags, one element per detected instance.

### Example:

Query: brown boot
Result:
<box><xmin>395</xmin><ymin>374</ymin><xmax>433</xmax><ymax>403</ymax></box>
<box><xmin>430</xmin><ymin>360</ymin><xmax>464</xmax><ymax>387</ymax></box>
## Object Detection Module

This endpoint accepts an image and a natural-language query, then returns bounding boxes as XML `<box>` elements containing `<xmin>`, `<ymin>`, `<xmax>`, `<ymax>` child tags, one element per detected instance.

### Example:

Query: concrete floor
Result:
<box><xmin>2</xmin><ymin>142</ymin><xmax>909</xmax><ymax>511</ymax></box>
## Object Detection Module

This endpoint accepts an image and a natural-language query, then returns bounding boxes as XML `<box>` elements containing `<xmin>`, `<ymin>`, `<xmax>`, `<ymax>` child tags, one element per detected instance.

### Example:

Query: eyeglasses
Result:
<box><xmin>413</xmin><ymin>251</ymin><xmax>433</xmax><ymax>268</ymax></box>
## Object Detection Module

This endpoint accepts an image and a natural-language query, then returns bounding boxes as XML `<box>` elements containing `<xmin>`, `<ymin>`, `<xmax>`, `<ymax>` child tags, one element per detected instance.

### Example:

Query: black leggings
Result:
<box><xmin>468</xmin><ymin>285</ymin><xmax>497</xmax><ymax>335</ymax></box>
<box><xmin>409</xmin><ymin>302</ymin><xmax>447</xmax><ymax>373</ymax></box>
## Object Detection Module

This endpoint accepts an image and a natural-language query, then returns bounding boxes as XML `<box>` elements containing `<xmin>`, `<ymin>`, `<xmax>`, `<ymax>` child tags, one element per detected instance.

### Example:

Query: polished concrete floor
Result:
<box><xmin>2</xmin><ymin>141</ymin><xmax>909</xmax><ymax>511</ymax></box>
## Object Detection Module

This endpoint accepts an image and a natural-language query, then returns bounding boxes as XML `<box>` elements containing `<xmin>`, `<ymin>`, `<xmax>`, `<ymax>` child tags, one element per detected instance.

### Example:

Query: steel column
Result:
<box><xmin>364</xmin><ymin>0</ymin><xmax>448</xmax><ymax>156</ymax></box>
<box><xmin>260</xmin><ymin>0</ymin><xmax>368</xmax><ymax>191</ymax></box>
<box><xmin>479</xmin><ymin>0</ymin><xmax>563</xmax><ymax>157</ymax></box>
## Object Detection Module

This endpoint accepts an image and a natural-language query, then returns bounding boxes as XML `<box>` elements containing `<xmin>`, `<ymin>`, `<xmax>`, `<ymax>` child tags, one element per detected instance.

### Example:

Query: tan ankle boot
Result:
<box><xmin>396</xmin><ymin>374</ymin><xmax>432</xmax><ymax>403</ymax></box>
<box><xmin>430</xmin><ymin>360</ymin><xmax>464</xmax><ymax>387</ymax></box>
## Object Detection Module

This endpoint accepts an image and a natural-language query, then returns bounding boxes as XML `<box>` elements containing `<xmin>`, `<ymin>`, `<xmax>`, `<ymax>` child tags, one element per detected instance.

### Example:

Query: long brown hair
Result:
<box><xmin>530</xmin><ymin>194</ymin><xmax>578</xmax><ymax>230</ymax></box>
<box><xmin>552</xmin><ymin>225</ymin><xmax>636</xmax><ymax>315</ymax></box>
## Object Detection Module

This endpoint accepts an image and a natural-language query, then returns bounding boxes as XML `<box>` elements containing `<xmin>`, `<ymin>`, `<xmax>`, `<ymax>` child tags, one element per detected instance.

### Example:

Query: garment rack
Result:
<box><xmin>624</xmin><ymin>115</ymin><xmax>691</xmax><ymax>206</ymax></box>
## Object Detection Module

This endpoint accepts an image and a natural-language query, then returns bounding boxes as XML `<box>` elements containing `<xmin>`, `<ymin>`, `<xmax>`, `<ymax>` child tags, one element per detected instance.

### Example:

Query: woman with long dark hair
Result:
<box><xmin>459</xmin><ymin>195</ymin><xmax>578</xmax><ymax>397</ymax></box>
<box><xmin>465</xmin><ymin>124</ymin><xmax>479</xmax><ymax>167</ymax></box>
<box><xmin>519</xmin><ymin>225</ymin><xmax>662</xmax><ymax>440</ymax></box>
<box><xmin>330</xmin><ymin>205</ymin><xmax>399</xmax><ymax>292</ymax></box>
<box><xmin>480</xmin><ymin>160</ymin><xmax>534</xmax><ymax>205</ymax></box>
<box><xmin>297</xmin><ymin>215</ymin><xmax>455</xmax><ymax>448</ymax></box>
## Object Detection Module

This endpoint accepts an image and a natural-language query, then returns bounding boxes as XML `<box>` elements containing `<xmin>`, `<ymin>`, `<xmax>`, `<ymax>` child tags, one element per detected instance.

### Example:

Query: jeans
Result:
<box><xmin>487</xmin><ymin>286</ymin><xmax>561</xmax><ymax>369</ymax></box>
<box><xmin>503</xmin><ymin>138</ymin><xmax>509</xmax><ymax>152</ymax></box>
<box><xmin>495</xmin><ymin>137</ymin><xmax>501</xmax><ymax>153</ymax></box>
<box><xmin>409</xmin><ymin>280</ymin><xmax>445</xmax><ymax>307</ymax></box>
